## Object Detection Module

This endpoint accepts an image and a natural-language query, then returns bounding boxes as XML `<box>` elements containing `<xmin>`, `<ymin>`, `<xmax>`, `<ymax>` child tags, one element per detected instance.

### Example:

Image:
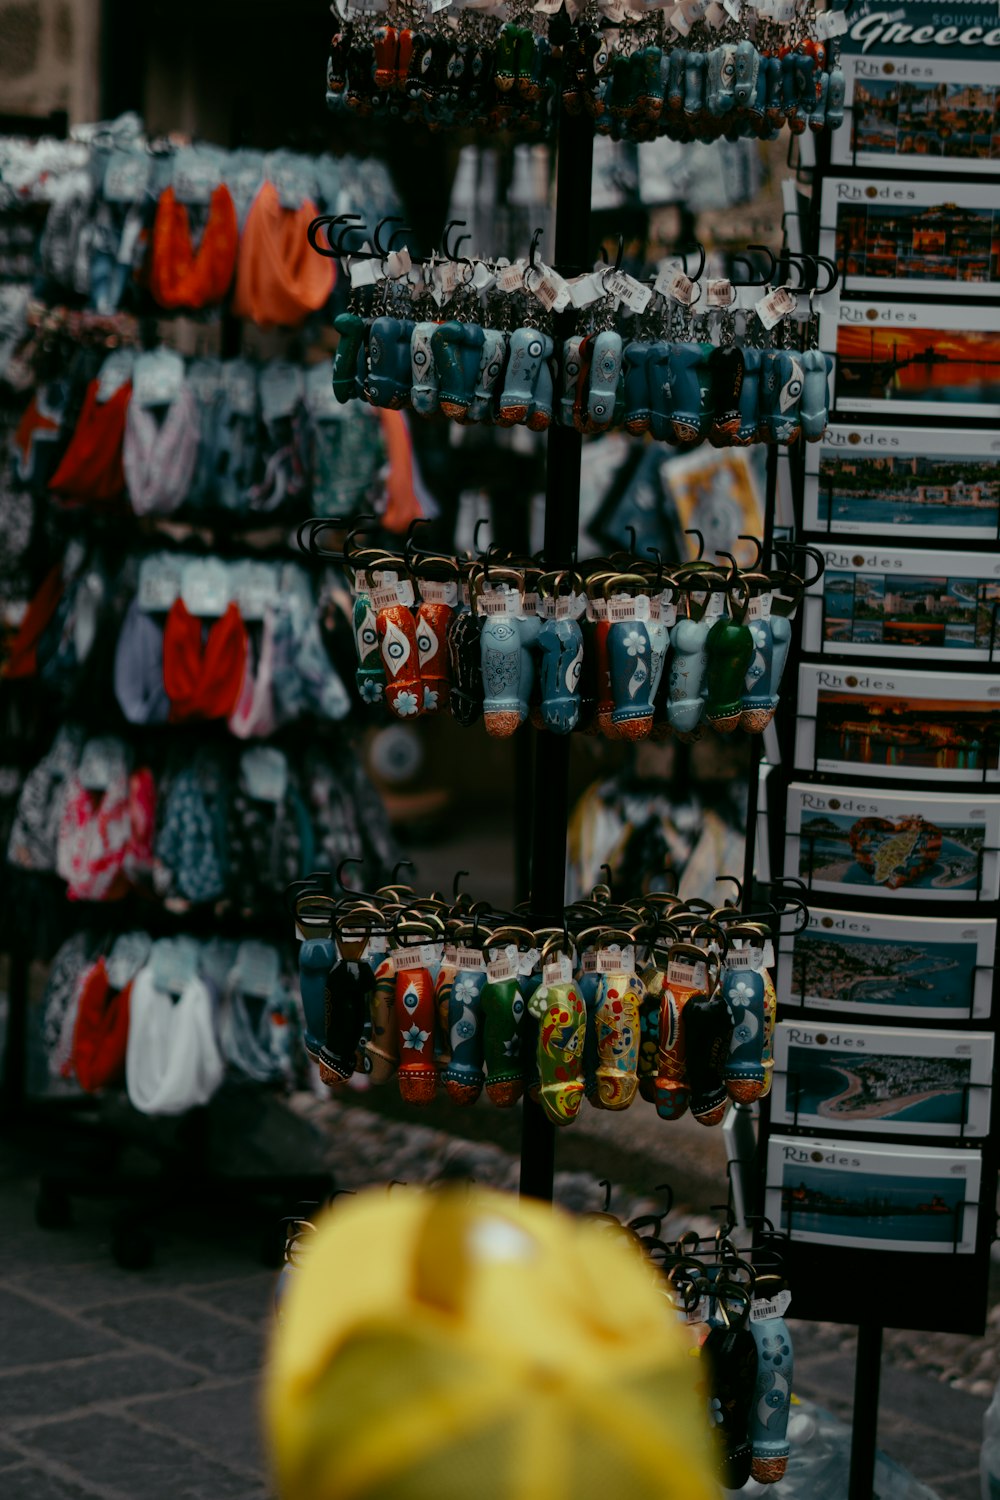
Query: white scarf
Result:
<box><xmin>125</xmin><ymin>964</ymin><xmax>225</xmax><ymax>1115</ymax></box>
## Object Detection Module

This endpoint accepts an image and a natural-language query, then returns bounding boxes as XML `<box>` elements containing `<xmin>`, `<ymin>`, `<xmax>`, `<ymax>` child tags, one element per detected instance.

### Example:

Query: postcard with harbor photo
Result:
<box><xmin>794</xmin><ymin>664</ymin><xmax>1000</xmax><ymax>784</ymax></box>
<box><xmin>777</xmin><ymin>908</ymin><xmax>996</xmax><ymax>1021</ymax></box>
<box><xmin>820</xmin><ymin>177</ymin><xmax>1000</xmax><ymax>298</ymax></box>
<box><xmin>803</xmin><ymin>426</ymin><xmax>1000</xmax><ymax>541</ymax></box>
<box><xmin>771</xmin><ymin>1022</ymin><xmax>992</xmax><ymax>1138</ymax></box>
<box><xmin>784</xmin><ymin>782</ymin><xmax>1000</xmax><ymax>903</ymax></box>
<box><xmin>819</xmin><ymin>300</ymin><xmax>1000</xmax><ymax>419</ymax></box>
<box><xmin>802</xmin><ymin>544</ymin><xmax>1000</xmax><ymax>664</ymax></box>
<box><xmin>766</xmin><ymin>1136</ymin><xmax>981</xmax><ymax>1254</ymax></box>
<box><xmin>832</xmin><ymin>56</ymin><xmax>1000</xmax><ymax>176</ymax></box>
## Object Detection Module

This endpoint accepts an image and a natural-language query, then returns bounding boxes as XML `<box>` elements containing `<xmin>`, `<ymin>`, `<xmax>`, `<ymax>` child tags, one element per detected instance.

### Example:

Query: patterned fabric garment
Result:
<box><xmin>42</xmin><ymin>929</ymin><xmax>93</xmax><ymax>1063</ymax></box>
<box><xmin>218</xmin><ymin>946</ymin><xmax>298</xmax><ymax>1086</ymax></box>
<box><xmin>245</xmin><ymin>405</ymin><xmax>308</xmax><ymax>514</ymax></box>
<box><xmin>307</xmin><ymin>404</ymin><xmax>386</xmax><ymax>518</ymax></box>
<box><xmin>55</xmin><ymin>737</ymin><xmax>134</xmax><ymax>902</ymax></box>
<box><xmin>226</xmin><ymin>750</ymin><xmax>313</xmax><ymax>910</ymax></box>
<box><xmin>122</xmin><ymin>385</ymin><xmax>200</xmax><ymax>516</ymax></box>
<box><xmin>7</xmin><ymin>724</ymin><xmax>85</xmax><ymax>872</ymax></box>
<box><xmin>154</xmin><ymin>756</ymin><xmax>229</xmax><ymax>905</ymax></box>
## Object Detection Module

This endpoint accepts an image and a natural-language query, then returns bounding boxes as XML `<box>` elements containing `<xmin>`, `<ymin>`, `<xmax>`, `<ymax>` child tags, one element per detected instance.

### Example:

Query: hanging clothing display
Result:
<box><xmin>232</xmin><ymin>181</ymin><xmax>335</xmax><ymax>327</ymax></box>
<box><xmin>125</xmin><ymin>962</ymin><xmax>225</xmax><ymax>1116</ymax></box>
<box><xmin>148</xmin><ymin>182</ymin><xmax>239</xmax><ymax>310</ymax></box>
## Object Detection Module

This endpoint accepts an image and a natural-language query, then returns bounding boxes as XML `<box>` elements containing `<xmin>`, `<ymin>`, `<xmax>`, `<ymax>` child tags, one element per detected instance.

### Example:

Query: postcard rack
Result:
<box><xmin>756</xmin><ymin>16</ymin><xmax>1000</xmax><ymax>1493</ymax></box>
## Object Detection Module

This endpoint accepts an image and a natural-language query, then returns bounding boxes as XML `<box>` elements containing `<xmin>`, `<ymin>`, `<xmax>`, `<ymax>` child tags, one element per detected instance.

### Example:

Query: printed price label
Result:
<box><xmin>385</xmin><ymin>247</ymin><xmax>411</xmax><ymax>279</ymax></box>
<box><xmin>705</xmin><ymin>591</ymin><xmax>727</xmax><ymax>620</ymax></box>
<box><xmin>597</xmin><ymin>945</ymin><xmax>636</xmax><ymax>974</ymax></box>
<box><xmin>607</xmin><ymin>593</ymin><xmax>651</xmax><ymax>622</ymax></box>
<box><xmin>706</xmin><ymin>278</ymin><xmax>733</xmax><ymax>308</ymax></box>
<box><xmin>755</xmin><ymin>286</ymin><xmax>797</xmax><ymax>331</ymax></box>
<box><xmin>348</xmin><ymin>257</ymin><xmax>379</xmax><ymax>289</ymax></box>
<box><xmin>394</xmin><ymin>944</ymin><xmax>439</xmax><ymax>971</ymax></box>
<box><xmin>655</xmin><ymin>265</ymin><xmax>697</xmax><ymax>304</ymax></box>
<box><xmin>762</xmin><ymin>939</ymin><xmax>776</xmax><ymax>970</ymax></box>
<box><xmin>726</xmin><ymin>947</ymin><xmax>759</xmax><ymax>970</ymax></box>
<box><xmin>456</xmin><ymin>946</ymin><xmax>486</xmax><ymax>972</ymax></box>
<box><xmin>419</xmin><ymin>579</ymin><xmax>458</xmax><ymax>607</ymax></box>
<box><xmin>478</xmin><ymin>584</ymin><xmax>521</xmax><ymax>618</ymax></box>
<box><xmin>668</xmin><ymin>960</ymin><xmax>707</xmax><ymax>989</ymax></box>
<box><xmin>543</xmin><ymin>954</ymin><xmax>575</xmax><ymax>986</ymax></box>
<box><xmin>751</xmin><ymin>1289</ymin><xmax>792</xmax><ymax>1323</ymax></box>
<box><xmin>581</xmin><ymin>951</ymin><xmax>598</xmax><ymax>973</ymax></box>
<box><xmin>747</xmin><ymin>592</ymin><xmax>773</xmax><ymax>621</ymax></box>
<box><xmin>486</xmin><ymin>944</ymin><xmax>519</xmax><ymax>984</ymax></box>
<box><xmin>568</xmin><ymin>271</ymin><xmax>606</xmax><ymax>309</ymax></box>
<box><xmin>496</xmin><ymin>260</ymin><xmax>526</xmax><ymax>294</ymax></box>
<box><xmin>603</xmin><ymin>270</ymin><xmax>653</xmax><ymax>314</ymax></box>
<box><xmin>586</xmin><ymin>596</ymin><xmax>608</xmax><ymax>621</ymax></box>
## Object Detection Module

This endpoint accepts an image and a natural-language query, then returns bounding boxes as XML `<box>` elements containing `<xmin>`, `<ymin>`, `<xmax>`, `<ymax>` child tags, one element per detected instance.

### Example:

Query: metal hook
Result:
<box><xmin>714</xmin><ymin>875</ymin><xmax>743</xmax><ymax>907</ymax></box>
<box><xmin>391</xmin><ymin>859</ymin><xmax>416</xmax><ymax>885</ymax></box>
<box><xmin>684</xmin><ymin>528</ymin><xmax>705</xmax><ymax>562</ymax></box>
<box><xmin>529</xmin><ymin>226</ymin><xmax>544</xmax><ymax>270</ymax></box>
<box><xmin>337</xmin><ymin>856</ymin><xmax>365</xmax><ymax>892</ymax></box>
<box><xmin>453</xmin><ymin>869</ymin><xmax>469</xmax><ymax>899</ymax></box>
<box><xmin>442</xmin><ymin>219</ymin><xmax>468</xmax><ymax>262</ymax></box>
<box><xmin>737</xmin><ymin>535</ymin><xmax>763</xmax><ymax>571</ymax></box>
<box><xmin>613</xmin><ymin>234</ymin><xmax>625</xmax><ymax>273</ymax></box>
<box><xmin>680</xmin><ymin>242</ymin><xmax>706</xmax><ymax>281</ymax></box>
<box><xmin>729</xmin><ymin>244</ymin><xmax>776</xmax><ymax>287</ymax></box>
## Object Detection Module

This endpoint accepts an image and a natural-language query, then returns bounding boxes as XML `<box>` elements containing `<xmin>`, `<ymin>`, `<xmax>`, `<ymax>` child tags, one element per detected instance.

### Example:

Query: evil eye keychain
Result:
<box><xmin>655</xmin><ymin>939</ymin><xmax>719</xmax><ymax>1121</ymax></box>
<box><xmin>535</xmin><ymin>570</ymin><xmax>584</xmax><ymax>734</ymax></box>
<box><xmin>437</xmin><ymin>919</ymin><xmax>488</xmax><ymax>1104</ymax></box>
<box><xmin>703</xmin><ymin>558</ymin><xmax>755</xmax><ymax>735</ymax></box>
<box><xmin>474</xmin><ymin>566</ymin><xmax>539</xmax><ymax>737</ymax></box>
<box><xmin>480</xmin><ymin>925</ymin><xmax>534</xmax><ymax>1106</ymax></box>
<box><xmin>604</xmin><ymin>572</ymin><xmax>656</xmax><ymax>741</ymax></box>
<box><xmin>389</xmin><ymin>916</ymin><xmax>444</xmax><ymax>1104</ymax></box>
<box><xmin>683</xmin><ymin>922</ymin><xmax>734</xmax><ymax>1127</ymax></box>
<box><xmin>370</xmin><ymin>559</ymin><xmax>424</xmax><ymax>719</ymax></box>
<box><xmin>528</xmin><ymin>933</ymin><xmax>587</xmax><ymax>1125</ymax></box>
<box><xmin>413</xmin><ymin>555</ymin><xmax>459</xmax><ymax>714</ymax></box>
<box><xmin>719</xmin><ymin>924</ymin><xmax>768</xmax><ymax>1104</ymax></box>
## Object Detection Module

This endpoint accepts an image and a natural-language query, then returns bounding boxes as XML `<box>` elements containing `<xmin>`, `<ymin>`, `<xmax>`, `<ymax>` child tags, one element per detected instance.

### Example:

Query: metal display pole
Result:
<box><xmin>519</xmin><ymin>107</ymin><xmax>594</xmax><ymax>1203</ymax></box>
<box><xmin>849</xmin><ymin>1325</ymin><xmax>883</xmax><ymax>1499</ymax></box>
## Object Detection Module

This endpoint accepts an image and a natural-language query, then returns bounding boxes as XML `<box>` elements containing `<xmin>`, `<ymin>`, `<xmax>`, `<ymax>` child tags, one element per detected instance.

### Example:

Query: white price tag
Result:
<box><xmin>581</xmin><ymin>951</ymin><xmax>598</xmax><ymax>974</ymax></box>
<box><xmin>486</xmin><ymin>943</ymin><xmax>519</xmax><ymax>984</ymax></box>
<box><xmin>815</xmin><ymin>7</ymin><xmax>847</xmax><ymax>36</ymax></box>
<box><xmin>705</xmin><ymin>591</ymin><xmax>727</xmax><ymax>621</ymax></box>
<box><xmin>419</xmin><ymin>579</ymin><xmax>458</xmax><ymax>607</ymax></box>
<box><xmin>348</xmin><ymin>257</ymin><xmax>379</xmax><ymax>289</ymax></box>
<box><xmin>726</xmin><ymin>947</ymin><xmax>757</xmax><ymax>970</ymax></box>
<box><xmin>668</xmin><ymin>960</ymin><xmax>707</xmax><ymax>989</ymax></box>
<box><xmin>603</xmin><ymin>270</ymin><xmax>653</xmax><ymax>314</ymax></box>
<box><xmin>385</xmin><ymin>247</ymin><xmax>412</xmax><ymax>279</ymax></box>
<box><xmin>762</xmin><ymin>939</ymin><xmax>776</xmax><ymax>970</ymax></box>
<box><xmin>587</xmin><ymin>596</ymin><xmax>608</xmax><ymax>621</ymax></box>
<box><xmin>395</xmin><ymin>945</ymin><xmax>434</xmax><ymax>971</ymax></box>
<box><xmin>496</xmin><ymin>260</ymin><xmax>527</xmax><ymax>294</ymax></box>
<box><xmin>597</xmin><ymin>945</ymin><xmax>636</xmax><ymax>974</ymax></box>
<box><xmin>543</xmin><ymin>954</ymin><xmax>575</xmax><ymax>986</ymax></box>
<box><xmin>456</xmin><ymin>946</ymin><xmax>486</xmax><ymax>972</ymax></box>
<box><xmin>607</xmin><ymin>593</ymin><xmax>651</xmax><ymax>622</ymax></box>
<box><xmin>478</xmin><ymin>584</ymin><xmax>521</xmax><ymax>618</ymax></box>
<box><xmin>755</xmin><ymin>286</ymin><xmax>797</xmax><ymax>331</ymax></box>
<box><xmin>568</xmin><ymin>271</ymin><xmax>606</xmax><ymax>309</ymax></box>
<box><xmin>655</xmin><ymin>266</ymin><xmax>697</xmax><ymax>305</ymax></box>
<box><xmin>706</xmin><ymin>277</ymin><xmax>732</xmax><ymax>308</ymax></box>
<box><xmin>751</xmin><ymin>1289</ymin><xmax>792</xmax><ymax>1323</ymax></box>
<box><xmin>747</xmin><ymin>592</ymin><xmax>773</xmax><ymax>621</ymax></box>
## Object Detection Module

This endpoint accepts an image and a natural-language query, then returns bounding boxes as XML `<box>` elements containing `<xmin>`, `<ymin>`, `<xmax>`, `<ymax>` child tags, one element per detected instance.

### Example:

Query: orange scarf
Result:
<box><xmin>378</xmin><ymin>409</ymin><xmax>424</xmax><ymax>535</ymax></box>
<box><xmin>233</xmin><ymin>181</ymin><xmax>335</xmax><ymax>328</ymax></box>
<box><xmin>149</xmin><ymin>183</ymin><xmax>239</xmax><ymax>310</ymax></box>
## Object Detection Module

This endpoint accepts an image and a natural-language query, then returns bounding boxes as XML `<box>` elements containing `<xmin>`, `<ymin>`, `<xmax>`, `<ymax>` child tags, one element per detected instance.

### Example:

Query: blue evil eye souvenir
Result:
<box><xmin>467</xmin><ymin>328</ymin><xmax>507</xmax><ymax>424</ymax></box>
<box><xmin>759</xmin><ymin>350</ymin><xmax>803</xmax><ymax>445</ymax></box>
<box><xmin>749</xmin><ymin>1274</ymin><xmax>794</xmax><ymax>1484</ymax></box>
<box><xmin>410</xmin><ymin>321</ymin><xmax>440</xmax><ymax>416</ymax></box>
<box><xmin>800</xmin><ymin>348</ymin><xmax>834</xmax><ymax>440</ymax></box>
<box><xmin>498</xmin><ymin>326</ymin><xmax>552</xmax><ymax>427</ymax></box>
<box><xmin>622</xmin><ymin>340</ymin><xmax>653</xmax><ymax>435</ymax></box>
<box><xmin>587</xmin><ymin>330</ymin><xmax>623</xmax><ymax>433</ymax></box>
<box><xmin>537</xmin><ymin>611</ymin><xmax>583</xmax><ymax>734</ymax></box>
<box><xmin>431</xmin><ymin>320</ymin><xmax>486</xmax><ymax>420</ymax></box>
<box><xmin>366</xmin><ymin>316</ymin><xmax>414</xmax><ymax>409</ymax></box>
<box><xmin>332</xmin><ymin>313</ymin><xmax>366</xmax><ymax>403</ymax></box>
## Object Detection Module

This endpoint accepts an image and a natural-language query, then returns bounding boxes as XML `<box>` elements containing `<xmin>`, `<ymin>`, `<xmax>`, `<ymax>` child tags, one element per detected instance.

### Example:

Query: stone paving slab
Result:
<box><xmin>133</xmin><ymin>1378</ymin><xmax>266</xmax><ymax>1478</ymax></box>
<box><xmin>14</xmin><ymin>1412</ymin><xmax>260</xmax><ymax>1499</ymax></box>
<box><xmin>0</xmin><ymin>1353</ymin><xmax>202</xmax><ymax>1427</ymax></box>
<box><xmin>85</xmin><ymin>1297</ymin><xmax>265</xmax><ymax>1379</ymax></box>
<box><xmin>0</xmin><ymin>1288</ymin><xmax>124</xmax><ymax>1369</ymax></box>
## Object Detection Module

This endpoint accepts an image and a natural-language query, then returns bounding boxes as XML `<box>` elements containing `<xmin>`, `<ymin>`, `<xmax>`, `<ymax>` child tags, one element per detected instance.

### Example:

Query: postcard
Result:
<box><xmin>818</xmin><ymin>299</ymin><xmax>1000</xmax><ymax>418</ymax></box>
<box><xmin>802</xmin><ymin>544</ymin><xmax>1000</xmax><ymax>664</ymax></box>
<box><xmin>771</xmin><ymin>1022</ymin><xmax>993</xmax><ymax>1138</ymax></box>
<box><xmin>832</xmin><ymin>52</ymin><xmax>1000</xmax><ymax>177</ymax></box>
<box><xmin>803</xmin><ymin>426</ymin><xmax>1000</xmax><ymax>541</ymax></box>
<box><xmin>819</xmin><ymin>177</ymin><xmax>1000</xmax><ymax>298</ymax></box>
<box><xmin>777</xmin><ymin>907</ymin><xmax>996</xmax><ymax>1021</ymax></box>
<box><xmin>784</xmin><ymin>782</ymin><xmax>1000</xmax><ymax>902</ymax></box>
<box><xmin>794</xmin><ymin>663</ymin><xmax>1000</xmax><ymax>784</ymax></box>
<box><xmin>765</xmin><ymin>1136</ymin><xmax>981</xmax><ymax>1253</ymax></box>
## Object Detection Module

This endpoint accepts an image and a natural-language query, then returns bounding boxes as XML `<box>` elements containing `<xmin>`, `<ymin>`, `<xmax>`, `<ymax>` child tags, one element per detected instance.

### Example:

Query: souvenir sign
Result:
<box><xmin>784</xmin><ymin>782</ymin><xmax>1000</xmax><ymax>902</ymax></box>
<box><xmin>819</xmin><ymin>178</ymin><xmax>1000</xmax><ymax>299</ymax></box>
<box><xmin>804</xmin><ymin>426</ymin><xmax>1000</xmax><ymax>540</ymax></box>
<box><xmin>832</xmin><ymin>0</ymin><xmax>1000</xmax><ymax>179</ymax></box>
<box><xmin>802</xmin><ymin>545</ymin><xmax>1000</xmax><ymax>664</ymax></box>
<box><xmin>771</xmin><ymin>1023</ymin><xmax>993</xmax><ymax>1138</ymax></box>
<box><xmin>794</xmin><ymin>663</ymin><xmax>1000</xmax><ymax>783</ymax></box>
<box><xmin>819</xmin><ymin>300</ymin><xmax>1000</xmax><ymax>418</ymax></box>
<box><xmin>765</xmin><ymin>1136</ymin><xmax>982</xmax><ymax>1254</ymax></box>
<box><xmin>778</xmin><ymin>907</ymin><xmax>996</xmax><ymax>1021</ymax></box>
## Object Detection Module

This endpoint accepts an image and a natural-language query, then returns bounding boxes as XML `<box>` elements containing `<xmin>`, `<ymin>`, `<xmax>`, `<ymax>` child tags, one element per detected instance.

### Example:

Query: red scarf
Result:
<box><xmin>162</xmin><ymin>598</ymin><xmax>248</xmax><ymax>721</ymax></box>
<box><xmin>48</xmin><ymin>380</ymin><xmax>130</xmax><ymax>506</ymax></box>
<box><xmin>149</xmin><ymin>184</ymin><xmax>239</xmax><ymax>310</ymax></box>
<box><xmin>3</xmin><ymin>564</ymin><xmax>64</xmax><ymax>679</ymax></box>
<box><xmin>233</xmin><ymin>181</ymin><xmax>335</xmax><ymax>328</ymax></box>
<box><xmin>72</xmin><ymin>959</ymin><xmax>132</xmax><ymax>1093</ymax></box>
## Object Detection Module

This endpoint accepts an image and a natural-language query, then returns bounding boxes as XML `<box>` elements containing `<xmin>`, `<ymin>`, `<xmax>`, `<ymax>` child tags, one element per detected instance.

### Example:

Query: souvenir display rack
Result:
<box><xmin>752</xmin><ymin>7</ymin><xmax>1000</xmax><ymax>1490</ymax></box>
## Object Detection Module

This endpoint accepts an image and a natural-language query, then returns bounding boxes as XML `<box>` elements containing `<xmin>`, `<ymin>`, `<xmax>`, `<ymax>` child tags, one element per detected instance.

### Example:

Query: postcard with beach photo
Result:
<box><xmin>784</xmin><ymin>782</ymin><xmax>1000</xmax><ymax>903</ymax></box>
<box><xmin>804</xmin><ymin>426</ymin><xmax>1000</xmax><ymax>541</ymax></box>
<box><xmin>778</xmin><ymin>908</ymin><xmax>996</xmax><ymax>1022</ymax></box>
<box><xmin>802</xmin><ymin>544</ymin><xmax>1000</xmax><ymax>665</ymax></box>
<box><xmin>818</xmin><ymin>300</ymin><xmax>1000</xmax><ymax>419</ymax></box>
<box><xmin>771</xmin><ymin>1022</ymin><xmax>993</xmax><ymax>1139</ymax></box>
<box><xmin>766</xmin><ymin>1136</ymin><xmax>982</xmax><ymax>1254</ymax></box>
<box><xmin>832</xmin><ymin>55</ymin><xmax>1000</xmax><ymax>177</ymax></box>
<box><xmin>819</xmin><ymin>177</ymin><xmax>1000</xmax><ymax>299</ymax></box>
<box><xmin>794</xmin><ymin>663</ymin><xmax>1000</xmax><ymax>784</ymax></box>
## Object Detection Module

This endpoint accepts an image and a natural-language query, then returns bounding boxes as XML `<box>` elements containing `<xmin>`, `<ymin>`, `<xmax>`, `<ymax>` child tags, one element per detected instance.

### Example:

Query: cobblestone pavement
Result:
<box><xmin>0</xmin><ymin>1092</ymin><xmax>994</xmax><ymax>1500</ymax></box>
